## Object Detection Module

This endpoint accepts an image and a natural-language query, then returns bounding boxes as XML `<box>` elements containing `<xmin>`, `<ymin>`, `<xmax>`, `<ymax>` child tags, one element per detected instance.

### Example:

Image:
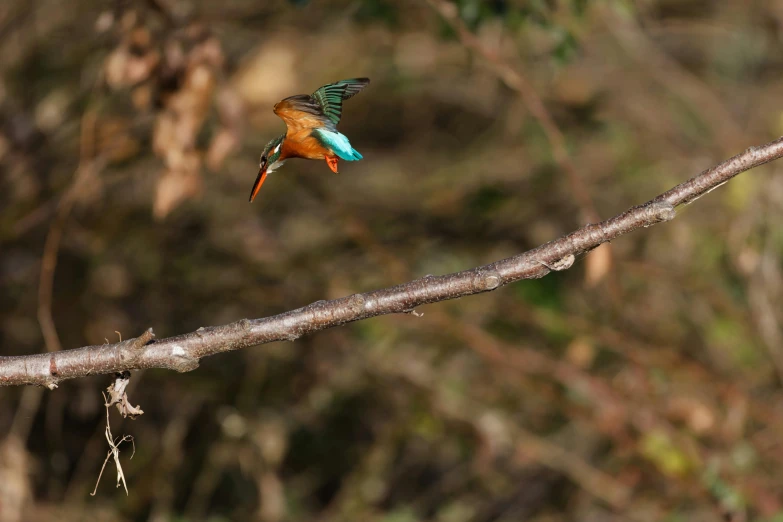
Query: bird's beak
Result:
<box><xmin>248</xmin><ymin>165</ymin><xmax>268</xmax><ymax>203</ymax></box>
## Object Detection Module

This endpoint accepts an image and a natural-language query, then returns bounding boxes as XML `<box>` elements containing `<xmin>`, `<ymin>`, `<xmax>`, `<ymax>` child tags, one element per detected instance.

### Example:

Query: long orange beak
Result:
<box><xmin>248</xmin><ymin>166</ymin><xmax>268</xmax><ymax>202</ymax></box>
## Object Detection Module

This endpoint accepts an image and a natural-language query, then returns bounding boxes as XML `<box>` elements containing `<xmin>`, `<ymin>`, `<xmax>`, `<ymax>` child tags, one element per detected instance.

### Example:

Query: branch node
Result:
<box><xmin>117</xmin><ymin>328</ymin><xmax>155</xmax><ymax>365</ymax></box>
<box><xmin>483</xmin><ymin>272</ymin><xmax>502</xmax><ymax>290</ymax></box>
<box><xmin>473</xmin><ymin>269</ymin><xmax>502</xmax><ymax>291</ymax></box>
<box><xmin>540</xmin><ymin>254</ymin><xmax>576</xmax><ymax>272</ymax></box>
<box><xmin>130</xmin><ymin>328</ymin><xmax>155</xmax><ymax>350</ymax></box>
<box><xmin>171</xmin><ymin>356</ymin><xmax>199</xmax><ymax>373</ymax></box>
<box><xmin>645</xmin><ymin>202</ymin><xmax>676</xmax><ymax>225</ymax></box>
<box><xmin>347</xmin><ymin>294</ymin><xmax>367</xmax><ymax>314</ymax></box>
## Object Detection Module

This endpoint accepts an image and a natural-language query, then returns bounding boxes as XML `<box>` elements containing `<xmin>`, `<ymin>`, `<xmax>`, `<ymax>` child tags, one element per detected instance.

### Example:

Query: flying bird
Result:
<box><xmin>249</xmin><ymin>78</ymin><xmax>370</xmax><ymax>202</ymax></box>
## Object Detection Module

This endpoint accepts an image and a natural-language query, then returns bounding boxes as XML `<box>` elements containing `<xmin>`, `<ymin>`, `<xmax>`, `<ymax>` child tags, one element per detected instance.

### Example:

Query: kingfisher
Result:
<box><xmin>248</xmin><ymin>78</ymin><xmax>370</xmax><ymax>202</ymax></box>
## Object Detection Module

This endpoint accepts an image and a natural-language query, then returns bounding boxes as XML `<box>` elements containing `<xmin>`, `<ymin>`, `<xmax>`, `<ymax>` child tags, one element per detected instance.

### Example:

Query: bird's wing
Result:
<box><xmin>273</xmin><ymin>78</ymin><xmax>370</xmax><ymax>133</ymax></box>
<box><xmin>311</xmin><ymin>78</ymin><xmax>370</xmax><ymax>126</ymax></box>
<box><xmin>273</xmin><ymin>95</ymin><xmax>330</xmax><ymax>134</ymax></box>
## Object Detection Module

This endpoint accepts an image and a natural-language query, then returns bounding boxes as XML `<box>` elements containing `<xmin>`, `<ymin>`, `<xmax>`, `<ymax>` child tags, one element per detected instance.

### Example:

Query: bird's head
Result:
<box><xmin>261</xmin><ymin>136</ymin><xmax>285</xmax><ymax>170</ymax></box>
<box><xmin>249</xmin><ymin>135</ymin><xmax>285</xmax><ymax>202</ymax></box>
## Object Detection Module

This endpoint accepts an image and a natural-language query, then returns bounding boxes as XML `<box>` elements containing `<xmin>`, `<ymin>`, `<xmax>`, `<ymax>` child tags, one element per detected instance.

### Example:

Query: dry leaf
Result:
<box><xmin>206</xmin><ymin>128</ymin><xmax>239</xmax><ymax>170</ymax></box>
<box><xmin>125</xmin><ymin>50</ymin><xmax>160</xmax><ymax>85</ymax></box>
<box><xmin>232</xmin><ymin>43</ymin><xmax>297</xmax><ymax>106</ymax></box>
<box><xmin>585</xmin><ymin>243</ymin><xmax>612</xmax><ymax>287</ymax></box>
<box><xmin>131</xmin><ymin>84</ymin><xmax>153</xmax><ymax>110</ymax></box>
<box><xmin>104</xmin><ymin>49</ymin><xmax>130</xmax><ymax>89</ymax></box>
<box><xmin>565</xmin><ymin>337</ymin><xmax>595</xmax><ymax>368</ymax></box>
<box><xmin>0</xmin><ymin>436</ymin><xmax>31</xmax><ymax>522</ymax></box>
<box><xmin>668</xmin><ymin>395</ymin><xmax>715</xmax><ymax>435</ymax></box>
<box><xmin>97</xmin><ymin>118</ymin><xmax>140</xmax><ymax>163</ymax></box>
<box><xmin>216</xmin><ymin>86</ymin><xmax>244</xmax><ymax>128</ymax></box>
<box><xmin>153</xmin><ymin>167</ymin><xmax>202</xmax><ymax>220</ymax></box>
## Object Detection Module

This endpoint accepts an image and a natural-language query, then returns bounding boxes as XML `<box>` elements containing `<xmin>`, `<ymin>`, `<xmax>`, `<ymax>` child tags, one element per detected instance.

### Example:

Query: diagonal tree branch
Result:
<box><xmin>2</xmin><ymin>137</ymin><xmax>783</xmax><ymax>388</ymax></box>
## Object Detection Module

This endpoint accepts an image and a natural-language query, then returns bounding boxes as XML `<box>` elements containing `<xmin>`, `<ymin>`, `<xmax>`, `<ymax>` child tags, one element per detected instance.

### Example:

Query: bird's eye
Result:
<box><xmin>261</xmin><ymin>155</ymin><xmax>267</xmax><ymax>164</ymax></box>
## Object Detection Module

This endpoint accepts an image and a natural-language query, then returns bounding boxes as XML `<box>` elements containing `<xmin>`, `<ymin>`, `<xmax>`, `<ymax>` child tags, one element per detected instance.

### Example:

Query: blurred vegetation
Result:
<box><xmin>2</xmin><ymin>0</ymin><xmax>783</xmax><ymax>521</ymax></box>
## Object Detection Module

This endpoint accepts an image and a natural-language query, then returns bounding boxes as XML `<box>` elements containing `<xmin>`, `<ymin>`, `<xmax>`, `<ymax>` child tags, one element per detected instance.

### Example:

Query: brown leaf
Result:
<box><xmin>125</xmin><ymin>50</ymin><xmax>160</xmax><ymax>85</ymax></box>
<box><xmin>232</xmin><ymin>43</ymin><xmax>297</xmax><ymax>107</ymax></box>
<box><xmin>565</xmin><ymin>338</ymin><xmax>595</xmax><ymax>369</ymax></box>
<box><xmin>106</xmin><ymin>372</ymin><xmax>144</xmax><ymax>419</ymax></box>
<box><xmin>104</xmin><ymin>49</ymin><xmax>130</xmax><ymax>89</ymax></box>
<box><xmin>130</xmin><ymin>27</ymin><xmax>152</xmax><ymax>47</ymax></box>
<box><xmin>216</xmin><ymin>86</ymin><xmax>244</xmax><ymax>128</ymax></box>
<box><xmin>190</xmin><ymin>36</ymin><xmax>225</xmax><ymax>69</ymax></box>
<box><xmin>0</xmin><ymin>436</ymin><xmax>31</xmax><ymax>522</ymax></box>
<box><xmin>131</xmin><ymin>84</ymin><xmax>153</xmax><ymax>110</ymax></box>
<box><xmin>206</xmin><ymin>128</ymin><xmax>239</xmax><ymax>171</ymax></box>
<box><xmin>152</xmin><ymin>112</ymin><xmax>177</xmax><ymax>157</ymax></box>
<box><xmin>153</xmin><ymin>164</ymin><xmax>202</xmax><ymax>220</ymax></box>
<box><xmin>585</xmin><ymin>243</ymin><xmax>612</xmax><ymax>287</ymax></box>
<box><xmin>97</xmin><ymin>118</ymin><xmax>140</xmax><ymax>163</ymax></box>
<box><xmin>667</xmin><ymin>395</ymin><xmax>715</xmax><ymax>435</ymax></box>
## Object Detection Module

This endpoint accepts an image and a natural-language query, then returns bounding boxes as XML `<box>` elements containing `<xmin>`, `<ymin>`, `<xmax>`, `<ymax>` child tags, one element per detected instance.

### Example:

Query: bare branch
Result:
<box><xmin>2</xmin><ymin>137</ymin><xmax>783</xmax><ymax>388</ymax></box>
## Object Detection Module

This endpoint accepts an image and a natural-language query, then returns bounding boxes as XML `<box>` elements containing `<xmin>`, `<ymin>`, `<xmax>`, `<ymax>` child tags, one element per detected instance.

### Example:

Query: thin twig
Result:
<box><xmin>600</xmin><ymin>4</ymin><xmax>745</xmax><ymax>150</ymax></box>
<box><xmin>37</xmin><ymin>111</ymin><xmax>99</xmax><ymax>354</ymax></box>
<box><xmin>425</xmin><ymin>0</ymin><xmax>600</xmax><ymax>223</ymax></box>
<box><xmin>376</xmin><ymin>352</ymin><xmax>633</xmax><ymax>509</ymax></box>
<box><xmin>11</xmin><ymin>112</ymin><xmax>101</xmax><ymax>445</ymax></box>
<box><xmin>91</xmin><ymin>392</ymin><xmax>136</xmax><ymax>496</ymax></box>
<box><xmin>1</xmin><ymin>136</ymin><xmax>783</xmax><ymax>387</ymax></box>
<box><xmin>425</xmin><ymin>0</ymin><xmax>619</xmax><ymax>291</ymax></box>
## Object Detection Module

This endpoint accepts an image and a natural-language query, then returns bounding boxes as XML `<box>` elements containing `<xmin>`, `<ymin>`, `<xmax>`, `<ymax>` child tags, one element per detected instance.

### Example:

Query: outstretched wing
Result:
<box><xmin>274</xmin><ymin>95</ymin><xmax>330</xmax><ymax>134</ymax></box>
<box><xmin>311</xmin><ymin>78</ymin><xmax>370</xmax><ymax>126</ymax></box>
<box><xmin>273</xmin><ymin>78</ymin><xmax>370</xmax><ymax>134</ymax></box>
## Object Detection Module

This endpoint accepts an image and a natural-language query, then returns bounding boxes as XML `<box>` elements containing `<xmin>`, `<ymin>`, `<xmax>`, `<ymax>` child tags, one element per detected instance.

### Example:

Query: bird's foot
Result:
<box><xmin>326</xmin><ymin>156</ymin><xmax>339</xmax><ymax>174</ymax></box>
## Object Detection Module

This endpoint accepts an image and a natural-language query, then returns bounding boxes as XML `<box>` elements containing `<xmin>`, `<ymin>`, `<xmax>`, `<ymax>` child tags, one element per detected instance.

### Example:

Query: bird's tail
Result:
<box><xmin>314</xmin><ymin>129</ymin><xmax>363</xmax><ymax>162</ymax></box>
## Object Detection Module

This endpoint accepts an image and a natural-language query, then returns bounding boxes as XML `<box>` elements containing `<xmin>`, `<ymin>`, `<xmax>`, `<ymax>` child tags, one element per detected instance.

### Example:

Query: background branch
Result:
<box><xmin>2</xmin><ymin>137</ymin><xmax>783</xmax><ymax>388</ymax></box>
<box><xmin>426</xmin><ymin>0</ymin><xmax>600</xmax><ymax>224</ymax></box>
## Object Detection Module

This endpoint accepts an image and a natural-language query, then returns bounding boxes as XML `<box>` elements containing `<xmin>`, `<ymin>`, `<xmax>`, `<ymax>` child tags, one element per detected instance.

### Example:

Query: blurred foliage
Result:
<box><xmin>2</xmin><ymin>0</ymin><xmax>783</xmax><ymax>521</ymax></box>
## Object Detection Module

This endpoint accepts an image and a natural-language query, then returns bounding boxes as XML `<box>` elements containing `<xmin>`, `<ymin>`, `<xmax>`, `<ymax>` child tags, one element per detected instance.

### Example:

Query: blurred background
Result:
<box><xmin>2</xmin><ymin>0</ymin><xmax>783</xmax><ymax>520</ymax></box>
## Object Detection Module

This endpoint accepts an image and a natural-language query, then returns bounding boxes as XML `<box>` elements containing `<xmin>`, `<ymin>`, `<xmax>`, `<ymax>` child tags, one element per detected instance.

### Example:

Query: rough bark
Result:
<box><xmin>3</xmin><ymin>137</ymin><xmax>783</xmax><ymax>389</ymax></box>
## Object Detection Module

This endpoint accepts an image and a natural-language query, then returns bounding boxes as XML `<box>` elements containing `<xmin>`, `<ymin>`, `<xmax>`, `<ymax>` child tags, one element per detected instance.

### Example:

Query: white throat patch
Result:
<box><xmin>267</xmin><ymin>159</ymin><xmax>286</xmax><ymax>173</ymax></box>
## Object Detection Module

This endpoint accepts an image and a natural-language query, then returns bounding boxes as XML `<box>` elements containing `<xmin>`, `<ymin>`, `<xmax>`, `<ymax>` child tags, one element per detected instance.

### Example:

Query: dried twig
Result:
<box><xmin>2</xmin><ymin>137</ymin><xmax>783</xmax><ymax>387</ymax></box>
<box><xmin>91</xmin><ymin>392</ymin><xmax>136</xmax><ymax>496</ymax></box>
<box><xmin>12</xmin><ymin>112</ymin><xmax>102</xmax><ymax>449</ymax></box>
<box><xmin>37</xmin><ymin>111</ymin><xmax>100</xmax><ymax>354</ymax></box>
<box><xmin>600</xmin><ymin>5</ymin><xmax>744</xmax><ymax>150</ymax></box>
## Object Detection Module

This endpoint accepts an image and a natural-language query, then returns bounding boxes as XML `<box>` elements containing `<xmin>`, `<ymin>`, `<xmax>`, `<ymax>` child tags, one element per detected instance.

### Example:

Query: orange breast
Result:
<box><xmin>281</xmin><ymin>130</ymin><xmax>329</xmax><ymax>160</ymax></box>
